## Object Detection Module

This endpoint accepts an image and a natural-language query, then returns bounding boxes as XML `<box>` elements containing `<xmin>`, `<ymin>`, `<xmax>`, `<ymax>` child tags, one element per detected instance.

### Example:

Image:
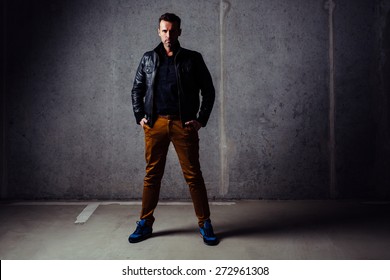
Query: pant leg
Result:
<box><xmin>140</xmin><ymin>117</ymin><xmax>170</xmax><ymax>225</ymax></box>
<box><xmin>169</xmin><ymin>120</ymin><xmax>211</xmax><ymax>227</ymax></box>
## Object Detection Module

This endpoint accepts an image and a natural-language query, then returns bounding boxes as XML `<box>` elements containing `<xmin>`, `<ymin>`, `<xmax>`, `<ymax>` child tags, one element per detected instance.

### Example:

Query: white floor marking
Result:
<box><xmin>74</xmin><ymin>202</ymin><xmax>100</xmax><ymax>224</ymax></box>
<box><xmin>9</xmin><ymin>201</ymin><xmax>236</xmax><ymax>224</ymax></box>
<box><xmin>11</xmin><ymin>201</ymin><xmax>235</xmax><ymax>206</ymax></box>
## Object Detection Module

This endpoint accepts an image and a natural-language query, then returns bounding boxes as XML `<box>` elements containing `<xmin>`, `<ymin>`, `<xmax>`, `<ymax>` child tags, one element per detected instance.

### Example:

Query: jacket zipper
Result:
<box><xmin>150</xmin><ymin>51</ymin><xmax>159</xmax><ymax>125</ymax></box>
<box><xmin>174</xmin><ymin>49</ymin><xmax>184</xmax><ymax>126</ymax></box>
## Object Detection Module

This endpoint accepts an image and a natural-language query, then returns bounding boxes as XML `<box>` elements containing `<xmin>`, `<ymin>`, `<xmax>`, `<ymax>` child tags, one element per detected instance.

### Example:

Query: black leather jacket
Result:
<box><xmin>131</xmin><ymin>43</ymin><xmax>215</xmax><ymax>128</ymax></box>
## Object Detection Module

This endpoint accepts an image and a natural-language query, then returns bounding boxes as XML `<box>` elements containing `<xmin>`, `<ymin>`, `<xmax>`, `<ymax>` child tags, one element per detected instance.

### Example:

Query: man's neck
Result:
<box><xmin>163</xmin><ymin>42</ymin><xmax>179</xmax><ymax>57</ymax></box>
<box><xmin>165</xmin><ymin>48</ymin><xmax>174</xmax><ymax>57</ymax></box>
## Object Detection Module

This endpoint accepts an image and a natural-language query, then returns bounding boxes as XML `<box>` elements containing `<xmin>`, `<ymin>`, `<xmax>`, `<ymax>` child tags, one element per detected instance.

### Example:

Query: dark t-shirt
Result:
<box><xmin>155</xmin><ymin>47</ymin><xmax>179</xmax><ymax>115</ymax></box>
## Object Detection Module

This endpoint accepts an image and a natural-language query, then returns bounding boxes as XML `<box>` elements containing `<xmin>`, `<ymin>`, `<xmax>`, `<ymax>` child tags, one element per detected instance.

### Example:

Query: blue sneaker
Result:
<box><xmin>200</xmin><ymin>220</ymin><xmax>219</xmax><ymax>246</ymax></box>
<box><xmin>128</xmin><ymin>219</ymin><xmax>153</xmax><ymax>243</ymax></box>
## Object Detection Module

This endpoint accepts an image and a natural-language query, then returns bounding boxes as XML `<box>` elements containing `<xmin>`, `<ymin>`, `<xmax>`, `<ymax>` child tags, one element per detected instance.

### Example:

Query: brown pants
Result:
<box><xmin>140</xmin><ymin>116</ymin><xmax>211</xmax><ymax>227</ymax></box>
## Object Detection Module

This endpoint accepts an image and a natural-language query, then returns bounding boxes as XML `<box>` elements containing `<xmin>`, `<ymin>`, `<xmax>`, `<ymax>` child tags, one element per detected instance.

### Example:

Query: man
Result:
<box><xmin>129</xmin><ymin>13</ymin><xmax>218</xmax><ymax>246</ymax></box>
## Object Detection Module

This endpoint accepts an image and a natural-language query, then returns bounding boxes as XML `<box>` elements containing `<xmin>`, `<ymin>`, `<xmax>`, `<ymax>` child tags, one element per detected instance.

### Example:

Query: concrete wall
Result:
<box><xmin>334</xmin><ymin>0</ymin><xmax>390</xmax><ymax>199</ymax></box>
<box><xmin>1</xmin><ymin>0</ymin><xmax>389</xmax><ymax>200</ymax></box>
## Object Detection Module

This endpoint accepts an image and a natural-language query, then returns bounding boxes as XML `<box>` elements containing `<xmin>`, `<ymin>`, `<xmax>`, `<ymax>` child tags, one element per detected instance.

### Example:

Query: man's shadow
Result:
<box><xmin>147</xmin><ymin>202</ymin><xmax>390</xmax><ymax>242</ymax></box>
<box><xmin>151</xmin><ymin>228</ymin><xmax>195</xmax><ymax>238</ymax></box>
<box><xmin>215</xmin><ymin>202</ymin><xmax>390</xmax><ymax>241</ymax></box>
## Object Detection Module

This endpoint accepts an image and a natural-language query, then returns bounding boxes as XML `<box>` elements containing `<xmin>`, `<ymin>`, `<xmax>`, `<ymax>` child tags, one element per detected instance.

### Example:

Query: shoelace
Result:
<box><xmin>202</xmin><ymin>224</ymin><xmax>214</xmax><ymax>237</ymax></box>
<box><xmin>134</xmin><ymin>221</ymin><xmax>146</xmax><ymax>234</ymax></box>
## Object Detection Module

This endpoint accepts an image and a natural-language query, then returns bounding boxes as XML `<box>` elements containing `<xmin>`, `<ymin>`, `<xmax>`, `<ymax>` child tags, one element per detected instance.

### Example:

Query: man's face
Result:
<box><xmin>158</xmin><ymin>20</ymin><xmax>181</xmax><ymax>49</ymax></box>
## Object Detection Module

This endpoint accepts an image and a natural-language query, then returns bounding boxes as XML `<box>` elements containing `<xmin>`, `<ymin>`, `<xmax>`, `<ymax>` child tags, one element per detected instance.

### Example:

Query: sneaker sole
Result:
<box><xmin>200</xmin><ymin>234</ymin><xmax>219</xmax><ymax>246</ymax></box>
<box><xmin>128</xmin><ymin>232</ymin><xmax>153</xmax><ymax>244</ymax></box>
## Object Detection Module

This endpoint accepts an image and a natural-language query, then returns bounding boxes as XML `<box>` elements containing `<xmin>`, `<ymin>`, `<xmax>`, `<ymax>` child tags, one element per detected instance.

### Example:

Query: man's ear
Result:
<box><xmin>178</xmin><ymin>28</ymin><xmax>182</xmax><ymax>36</ymax></box>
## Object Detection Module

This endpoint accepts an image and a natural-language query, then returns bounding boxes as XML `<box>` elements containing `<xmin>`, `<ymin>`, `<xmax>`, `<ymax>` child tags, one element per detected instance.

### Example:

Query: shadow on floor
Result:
<box><xmin>151</xmin><ymin>228</ymin><xmax>196</xmax><ymax>238</ymax></box>
<box><xmin>216</xmin><ymin>202</ymin><xmax>390</xmax><ymax>241</ymax></box>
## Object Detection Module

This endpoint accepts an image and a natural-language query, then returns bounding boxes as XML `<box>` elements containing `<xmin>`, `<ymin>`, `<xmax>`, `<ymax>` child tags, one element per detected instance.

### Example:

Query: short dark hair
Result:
<box><xmin>159</xmin><ymin>13</ymin><xmax>181</xmax><ymax>28</ymax></box>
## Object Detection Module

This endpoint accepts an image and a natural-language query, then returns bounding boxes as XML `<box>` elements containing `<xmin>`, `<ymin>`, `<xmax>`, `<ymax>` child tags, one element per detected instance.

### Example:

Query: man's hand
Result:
<box><xmin>185</xmin><ymin>120</ymin><xmax>202</xmax><ymax>131</ymax></box>
<box><xmin>140</xmin><ymin>118</ymin><xmax>148</xmax><ymax>128</ymax></box>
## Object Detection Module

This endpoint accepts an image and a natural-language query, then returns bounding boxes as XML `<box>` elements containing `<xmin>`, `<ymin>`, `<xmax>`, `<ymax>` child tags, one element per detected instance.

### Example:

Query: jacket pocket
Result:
<box><xmin>180</xmin><ymin>61</ymin><xmax>194</xmax><ymax>73</ymax></box>
<box><xmin>144</xmin><ymin>65</ymin><xmax>153</xmax><ymax>74</ymax></box>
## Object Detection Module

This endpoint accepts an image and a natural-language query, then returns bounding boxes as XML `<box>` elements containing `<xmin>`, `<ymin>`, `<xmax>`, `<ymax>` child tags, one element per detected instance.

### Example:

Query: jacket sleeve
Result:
<box><xmin>196</xmin><ymin>53</ymin><xmax>215</xmax><ymax>127</ymax></box>
<box><xmin>131</xmin><ymin>55</ymin><xmax>147</xmax><ymax>125</ymax></box>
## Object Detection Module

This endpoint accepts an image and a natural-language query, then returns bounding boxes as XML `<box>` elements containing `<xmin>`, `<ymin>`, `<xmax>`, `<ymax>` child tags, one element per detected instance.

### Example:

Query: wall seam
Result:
<box><xmin>1</xmin><ymin>0</ymin><xmax>8</xmax><ymax>199</ymax></box>
<box><xmin>325</xmin><ymin>0</ymin><xmax>337</xmax><ymax>198</ymax></box>
<box><xmin>219</xmin><ymin>0</ymin><xmax>230</xmax><ymax>196</ymax></box>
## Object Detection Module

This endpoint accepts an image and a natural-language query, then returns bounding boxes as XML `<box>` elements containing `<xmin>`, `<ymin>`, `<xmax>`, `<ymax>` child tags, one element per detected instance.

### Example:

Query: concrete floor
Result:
<box><xmin>0</xmin><ymin>200</ymin><xmax>389</xmax><ymax>260</ymax></box>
